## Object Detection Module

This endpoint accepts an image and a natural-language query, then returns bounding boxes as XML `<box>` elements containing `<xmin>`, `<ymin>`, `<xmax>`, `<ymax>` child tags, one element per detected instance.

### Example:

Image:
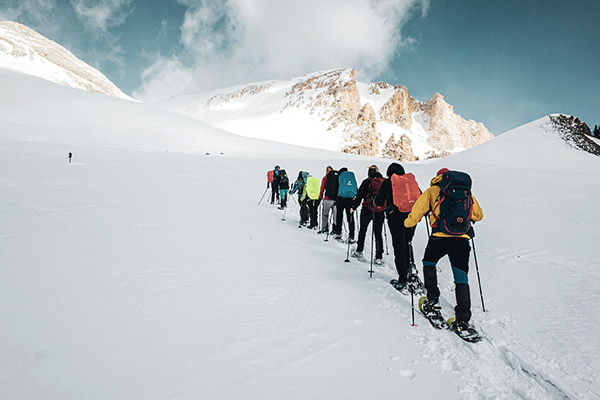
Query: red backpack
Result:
<box><xmin>390</xmin><ymin>173</ymin><xmax>421</xmax><ymax>212</ymax></box>
<box><xmin>364</xmin><ymin>177</ymin><xmax>385</xmax><ymax>212</ymax></box>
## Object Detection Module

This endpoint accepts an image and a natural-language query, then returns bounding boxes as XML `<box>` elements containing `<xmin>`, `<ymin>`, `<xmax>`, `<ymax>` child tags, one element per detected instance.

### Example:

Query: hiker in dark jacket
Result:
<box><xmin>318</xmin><ymin>166</ymin><xmax>337</xmax><ymax>234</ymax></box>
<box><xmin>350</xmin><ymin>165</ymin><xmax>385</xmax><ymax>264</ymax></box>
<box><xmin>374</xmin><ymin>163</ymin><xmax>416</xmax><ymax>289</ymax></box>
<box><xmin>333</xmin><ymin>167</ymin><xmax>356</xmax><ymax>242</ymax></box>
<box><xmin>277</xmin><ymin>169</ymin><xmax>290</xmax><ymax>209</ymax></box>
<box><xmin>290</xmin><ymin>171</ymin><xmax>309</xmax><ymax>225</ymax></box>
<box><xmin>269</xmin><ymin>165</ymin><xmax>281</xmax><ymax>204</ymax></box>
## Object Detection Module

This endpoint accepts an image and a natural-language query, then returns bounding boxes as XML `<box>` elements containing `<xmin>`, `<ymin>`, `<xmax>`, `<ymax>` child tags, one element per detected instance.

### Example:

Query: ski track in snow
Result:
<box><xmin>268</xmin><ymin>200</ymin><xmax>597</xmax><ymax>400</ymax></box>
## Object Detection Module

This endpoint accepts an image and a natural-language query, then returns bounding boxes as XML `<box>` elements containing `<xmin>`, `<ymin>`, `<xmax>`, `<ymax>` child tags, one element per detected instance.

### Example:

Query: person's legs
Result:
<box><xmin>373</xmin><ymin>211</ymin><xmax>385</xmax><ymax>259</ymax></box>
<box><xmin>422</xmin><ymin>237</ymin><xmax>449</xmax><ymax>302</ymax></box>
<box><xmin>356</xmin><ymin>208</ymin><xmax>372</xmax><ymax>253</ymax></box>
<box><xmin>448</xmin><ymin>238</ymin><xmax>472</xmax><ymax>322</ymax></box>
<box><xmin>388</xmin><ymin>214</ymin><xmax>409</xmax><ymax>282</ymax></box>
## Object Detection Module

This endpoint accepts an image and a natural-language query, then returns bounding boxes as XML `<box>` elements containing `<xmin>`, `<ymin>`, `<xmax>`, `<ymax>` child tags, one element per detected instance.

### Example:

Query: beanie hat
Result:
<box><xmin>436</xmin><ymin>168</ymin><xmax>450</xmax><ymax>176</ymax></box>
<box><xmin>386</xmin><ymin>162</ymin><xmax>405</xmax><ymax>177</ymax></box>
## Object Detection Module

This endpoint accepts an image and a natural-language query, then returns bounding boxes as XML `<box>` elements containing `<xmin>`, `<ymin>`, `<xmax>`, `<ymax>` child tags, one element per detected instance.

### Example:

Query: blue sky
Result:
<box><xmin>1</xmin><ymin>0</ymin><xmax>598</xmax><ymax>134</ymax></box>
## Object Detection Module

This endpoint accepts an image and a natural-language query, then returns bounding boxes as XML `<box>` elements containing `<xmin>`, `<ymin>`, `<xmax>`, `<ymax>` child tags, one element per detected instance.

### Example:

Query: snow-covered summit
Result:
<box><xmin>158</xmin><ymin>68</ymin><xmax>494</xmax><ymax>160</ymax></box>
<box><xmin>0</xmin><ymin>21</ymin><xmax>131</xmax><ymax>100</ymax></box>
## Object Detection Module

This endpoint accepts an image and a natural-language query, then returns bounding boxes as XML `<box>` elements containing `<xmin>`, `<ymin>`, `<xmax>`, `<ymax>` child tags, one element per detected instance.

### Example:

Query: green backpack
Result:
<box><xmin>305</xmin><ymin>176</ymin><xmax>321</xmax><ymax>200</ymax></box>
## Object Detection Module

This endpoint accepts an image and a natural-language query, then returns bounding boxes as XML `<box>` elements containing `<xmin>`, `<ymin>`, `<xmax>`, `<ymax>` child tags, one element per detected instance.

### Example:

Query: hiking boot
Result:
<box><xmin>347</xmin><ymin>237</ymin><xmax>356</xmax><ymax>244</ymax></box>
<box><xmin>351</xmin><ymin>251</ymin><xmax>364</xmax><ymax>261</ymax></box>
<box><xmin>308</xmin><ymin>225</ymin><xmax>317</xmax><ymax>230</ymax></box>
<box><xmin>317</xmin><ymin>229</ymin><xmax>328</xmax><ymax>234</ymax></box>
<box><xmin>374</xmin><ymin>258</ymin><xmax>383</xmax><ymax>266</ymax></box>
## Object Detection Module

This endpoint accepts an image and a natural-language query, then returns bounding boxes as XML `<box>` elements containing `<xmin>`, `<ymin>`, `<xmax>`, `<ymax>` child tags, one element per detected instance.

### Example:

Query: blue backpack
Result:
<box><xmin>432</xmin><ymin>171</ymin><xmax>475</xmax><ymax>237</ymax></box>
<box><xmin>338</xmin><ymin>171</ymin><xmax>357</xmax><ymax>198</ymax></box>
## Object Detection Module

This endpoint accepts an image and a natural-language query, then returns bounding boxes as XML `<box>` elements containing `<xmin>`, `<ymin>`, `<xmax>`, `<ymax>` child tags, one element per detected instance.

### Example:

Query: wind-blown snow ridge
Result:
<box><xmin>0</xmin><ymin>21</ymin><xmax>131</xmax><ymax>100</ymax></box>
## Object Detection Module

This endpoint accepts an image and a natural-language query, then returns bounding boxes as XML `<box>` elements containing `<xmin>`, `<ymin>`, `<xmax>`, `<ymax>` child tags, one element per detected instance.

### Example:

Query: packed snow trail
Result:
<box><xmin>267</xmin><ymin>198</ymin><xmax>595</xmax><ymax>399</ymax></box>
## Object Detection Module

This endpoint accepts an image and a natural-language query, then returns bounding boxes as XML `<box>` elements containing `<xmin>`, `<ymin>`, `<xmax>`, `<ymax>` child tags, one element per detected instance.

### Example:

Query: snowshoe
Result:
<box><xmin>418</xmin><ymin>297</ymin><xmax>448</xmax><ymax>329</ymax></box>
<box><xmin>334</xmin><ymin>234</ymin><xmax>344</xmax><ymax>243</ymax></box>
<box><xmin>390</xmin><ymin>279</ymin><xmax>409</xmax><ymax>295</ymax></box>
<box><xmin>317</xmin><ymin>229</ymin><xmax>328</xmax><ymax>234</ymax></box>
<box><xmin>351</xmin><ymin>251</ymin><xmax>366</xmax><ymax>262</ymax></box>
<box><xmin>447</xmin><ymin>318</ymin><xmax>482</xmax><ymax>343</ymax></box>
<box><xmin>407</xmin><ymin>271</ymin><xmax>425</xmax><ymax>295</ymax></box>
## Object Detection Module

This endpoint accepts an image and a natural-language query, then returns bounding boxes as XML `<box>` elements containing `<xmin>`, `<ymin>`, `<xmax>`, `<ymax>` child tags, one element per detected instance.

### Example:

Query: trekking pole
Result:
<box><xmin>369</xmin><ymin>207</ymin><xmax>375</xmax><ymax>278</ymax></box>
<box><xmin>258</xmin><ymin>187</ymin><xmax>269</xmax><ymax>205</ymax></box>
<box><xmin>425</xmin><ymin>212</ymin><xmax>431</xmax><ymax>237</ymax></box>
<box><xmin>410</xmin><ymin>287</ymin><xmax>416</xmax><ymax>326</ymax></box>
<box><xmin>408</xmin><ymin>241</ymin><xmax>417</xmax><ymax>326</ymax></box>
<box><xmin>282</xmin><ymin>207</ymin><xmax>287</xmax><ymax>221</ymax></box>
<box><xmin>383</xmin><ymin>222</ymin><xmax>389</xmax><ymax>255</ymax></box>
<box><xmin>471</xmin><ymin>238</ymin><xmax>486</xmax><ymax>312</ymax></box>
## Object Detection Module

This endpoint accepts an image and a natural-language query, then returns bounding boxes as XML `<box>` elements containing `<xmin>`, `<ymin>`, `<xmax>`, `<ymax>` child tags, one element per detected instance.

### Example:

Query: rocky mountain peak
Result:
<box><xmin>160</xmin><ymin>68</ymin><xmax>495</xmax><ymax>160</ymax></box>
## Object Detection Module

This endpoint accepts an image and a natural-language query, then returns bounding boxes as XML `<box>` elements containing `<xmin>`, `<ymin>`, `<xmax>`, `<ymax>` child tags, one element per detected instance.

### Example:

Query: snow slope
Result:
<box><xmin>0</xmin><ymin>21</ymin><xmax>131</xmax><ymax>100</ymax></box>
<box><xmin>1</xmin><ymin>68</ymin><xmax>599</xmax><ymax>399</ymax></box>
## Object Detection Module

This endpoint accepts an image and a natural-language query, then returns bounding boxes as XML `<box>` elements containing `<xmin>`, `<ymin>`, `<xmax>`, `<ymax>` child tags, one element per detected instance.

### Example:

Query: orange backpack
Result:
<box><xmin>390</xmin><ymin>173</ymin><xmax>421</xmax><ymax>212</ymax></box>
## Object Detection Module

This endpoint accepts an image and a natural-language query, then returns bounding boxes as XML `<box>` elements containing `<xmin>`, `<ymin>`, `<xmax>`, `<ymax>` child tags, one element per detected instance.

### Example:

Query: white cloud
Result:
<box><xmin>135</xmin><ymin>0</ymin><xmax>428</xmax><ymax>102</ymax></box>
<box><xmin>70</xmin><ymin>0</ymin><xmax>133</xmax><ymax>33</ymax></box>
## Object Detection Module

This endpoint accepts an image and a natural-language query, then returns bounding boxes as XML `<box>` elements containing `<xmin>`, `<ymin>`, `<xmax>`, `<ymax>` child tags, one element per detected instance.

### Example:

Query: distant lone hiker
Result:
<box><xmin>68</xmin><ymin>152</ymin><xmax>72</xmax><ymax>164</ymax></box>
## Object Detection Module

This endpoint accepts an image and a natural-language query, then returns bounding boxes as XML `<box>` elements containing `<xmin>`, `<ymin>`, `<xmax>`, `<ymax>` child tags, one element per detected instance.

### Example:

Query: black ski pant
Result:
<box><xmin>422</xmin><ymin>236</ymin><xmax>472</xmax><ymax>323</ymax></box>
<box><xmin>299</xmin><ymin>198</ymin><xmax>309</xmax><ymax>224</ymax></box>
<box><xmin>270</xmin><ymin>184</ymin><xmax>279</xmax><ymax>204</ymax></box>
<box><xmin>307</xmin><ymin>199</ymin><xmax>320</xmax><ymax>228</ymax></box>
<box><xmin>334</xmin><ymin>197</ymin><xmax>355</xmax><ymax>239</ymax></box>
<box><xmin>386</xmin><ymin>210</ymin><xmax>414</xmax><ymax>282</ymax></box>
<box><xmin>356</xmin><ymin>208</ymin><xmax>384</xmax><ymax>259</ymax></box>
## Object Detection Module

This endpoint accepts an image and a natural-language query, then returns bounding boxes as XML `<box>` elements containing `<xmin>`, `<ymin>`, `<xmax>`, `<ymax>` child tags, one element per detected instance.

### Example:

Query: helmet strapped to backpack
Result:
<box><xmin>432</xmin><ymin>171</ymin><xmax>475</xmax><ymax>237</ymax></box>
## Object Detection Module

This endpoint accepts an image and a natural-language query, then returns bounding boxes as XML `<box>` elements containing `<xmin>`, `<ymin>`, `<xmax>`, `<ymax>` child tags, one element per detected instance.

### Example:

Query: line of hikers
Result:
<box><xmin>265</xmin><ymin>163</ymin><xmax>484</xmax><ymax>334</ymax></box>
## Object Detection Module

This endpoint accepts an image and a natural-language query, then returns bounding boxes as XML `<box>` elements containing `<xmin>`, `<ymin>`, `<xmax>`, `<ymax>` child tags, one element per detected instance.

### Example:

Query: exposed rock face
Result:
<box><xmin>0</xmin><ymin>21</ymin><xmax>130</xmax><ymax>99</ymax></box>
<box><xmin>164</xmin><ymin>68</ymin><xmax>494</xmax><ymax>160</ymax></box>
<box><xmin>341</xmin><ymin>102</ymin><xmax>380</xmax><ymax>156</ymax></box>
<box><xmin>547</xmin><ymin>114</ymin><xmax>600</xmax><ymax>156</ymax></box>
<box><xmin>422</xmin><ymin>93</ymin><xmax>493</xmax><ymax>153</ymax></box>
<box><xmin>380</xmin><ymin>85</ymin><xmax>420</xmax><ymax>130</ymax></box>
<box><xmin>381</xmin><ymin>134</ymin><xmax>416</xmax><ymax>161</ymax></box>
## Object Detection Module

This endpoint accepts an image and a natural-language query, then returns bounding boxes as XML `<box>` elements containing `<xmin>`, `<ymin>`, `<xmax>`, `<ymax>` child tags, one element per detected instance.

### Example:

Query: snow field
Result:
<box><xmin>1</xmin><ymin>68</ymin><xmax>600</xmax><ymax>399</ymax></box>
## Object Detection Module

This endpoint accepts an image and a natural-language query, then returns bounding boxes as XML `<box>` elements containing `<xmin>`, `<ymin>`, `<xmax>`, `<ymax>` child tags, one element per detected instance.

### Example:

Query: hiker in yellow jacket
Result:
<box><xmin>404</xmin><ymin>168</ymin><xmax>483</xmax><ymax>333</ymax></box>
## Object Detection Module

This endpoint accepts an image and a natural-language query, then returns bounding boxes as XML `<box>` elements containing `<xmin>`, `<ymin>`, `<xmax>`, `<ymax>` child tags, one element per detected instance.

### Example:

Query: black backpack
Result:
<box><xmin>324</xmin><ymin>170</ymin><xmax>339</xmax><ymax>199</ymax></box>
<box><xmin>279</xmin><ymin>169</ymin><xmax>289</xmax><ymax>187</ymax></box>
<box><xmin>432</xmin><ymin>171</ymin><xmax>475</xmax><ymax>237</ymax></box>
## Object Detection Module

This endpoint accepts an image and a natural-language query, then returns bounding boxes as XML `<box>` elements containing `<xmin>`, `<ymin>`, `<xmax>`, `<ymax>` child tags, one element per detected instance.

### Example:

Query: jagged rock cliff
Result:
<box><xmin>159</xmin><ymin>68</ymin><xmax>494</xmax><ymax>160</ymax></box>
<box><xmin>547</xmin><ymin>114</ymin><xmax>600</xmax><ymax>156</ymax></box>
<box><xmin>0</xmin><ymin>21</ymin><xmax>131</xmax><ymax>100</ymax></box>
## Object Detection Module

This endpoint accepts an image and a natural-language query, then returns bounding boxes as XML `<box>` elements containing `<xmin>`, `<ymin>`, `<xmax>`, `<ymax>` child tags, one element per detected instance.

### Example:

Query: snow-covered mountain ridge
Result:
<box><xmin>0</xmin><ymin>21</ymin><xmax>131</xmax><ymax>100</ymax></box>
<box><xmin>159</xmin><ymin>68</ymin><xmax>494</xmax><ymax>160</ymax></box>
